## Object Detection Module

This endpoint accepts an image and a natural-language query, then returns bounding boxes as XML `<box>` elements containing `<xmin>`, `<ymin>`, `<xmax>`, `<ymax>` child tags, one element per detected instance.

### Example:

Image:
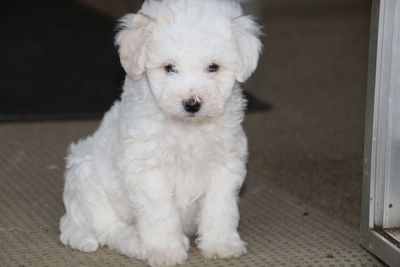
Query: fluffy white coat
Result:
<box><xmin>60</xmin><ymin>0</ymin><xmax>261</xmax><ymax>266</ymax></box>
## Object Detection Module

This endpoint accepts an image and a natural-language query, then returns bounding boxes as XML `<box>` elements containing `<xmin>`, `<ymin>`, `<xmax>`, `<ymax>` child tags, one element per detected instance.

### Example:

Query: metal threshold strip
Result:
<box><xmin>384</xmin><ymin>228</ymin><xmax>400</xmax><ymax>244</ymax></box>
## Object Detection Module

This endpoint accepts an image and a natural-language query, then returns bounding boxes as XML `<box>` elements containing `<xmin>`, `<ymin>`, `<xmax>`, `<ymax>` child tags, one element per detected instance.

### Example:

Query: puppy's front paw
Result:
<box><xmin>114</xmin><ymin>228</ymin><xmax>142</xmax><ymax>259</ymax></box>
<box><xmin>144</xmin><ymin>235</ymin><xmax>189</xmax><ymax>267</ymax></box>
<box><xmin>146</xmin><ymin>247</ymin><xmax>187</xmax><ymax>267</ymax></box>
<box><xmin>75</xmin><ymin>236</ymin><xmax>99</xmax><ymax>253</ymax></box>
<box><xmin>197</xmin><ymin>235</ymin><xmax>247</xmax><ymax>260</ymax></box>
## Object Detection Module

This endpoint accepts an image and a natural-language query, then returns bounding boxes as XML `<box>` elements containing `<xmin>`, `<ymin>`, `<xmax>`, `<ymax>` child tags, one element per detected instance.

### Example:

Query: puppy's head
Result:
<box><xmin>116</xmin><ymin>0</ymin><xmax>262</xmax><ymax>122</ymax></box>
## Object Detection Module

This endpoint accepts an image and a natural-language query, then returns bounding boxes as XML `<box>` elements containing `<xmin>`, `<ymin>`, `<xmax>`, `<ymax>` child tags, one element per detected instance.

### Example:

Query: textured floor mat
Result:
<box><xmin>0</xmin><ymin>121</ymin><xmax>382</xmax><ymax>266</ymax></box>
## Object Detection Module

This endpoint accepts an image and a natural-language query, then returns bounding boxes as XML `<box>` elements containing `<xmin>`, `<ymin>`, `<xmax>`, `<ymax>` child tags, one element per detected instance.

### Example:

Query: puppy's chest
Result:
<box><xmin>161</xmin><ymin>128</ymin><xmax>222</xmax><ymax>172</ymax></box>
<box><xmin>161</xmin><ymin>128</ymin><xmax>223</xmax><ymax>204</ymax></box>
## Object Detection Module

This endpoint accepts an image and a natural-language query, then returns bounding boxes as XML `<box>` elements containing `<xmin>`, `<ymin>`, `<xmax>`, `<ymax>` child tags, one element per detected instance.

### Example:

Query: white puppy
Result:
<box><xmin>59</xmin><ymin>0</ymin><xmax>261</xmax><ymax>266</ymax></box>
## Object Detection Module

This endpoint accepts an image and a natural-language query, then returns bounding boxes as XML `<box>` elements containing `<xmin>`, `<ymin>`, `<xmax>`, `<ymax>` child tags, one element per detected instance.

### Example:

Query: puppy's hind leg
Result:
<box><xmin>60</xmin><ymin>141</ymin><xmax>100</xmax><ymax>253</ymax></box>
<box><xmin>60</xmin><ymin>214</ymin><xmax>99</xmax><ymax>252</ymax></box>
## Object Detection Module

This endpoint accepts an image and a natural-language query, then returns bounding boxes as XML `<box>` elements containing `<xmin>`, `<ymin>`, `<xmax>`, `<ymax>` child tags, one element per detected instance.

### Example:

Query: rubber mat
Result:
<box><xmin>0</xmin><ymin>120</ymin><xmax>383</xmax><ymax>266</ymax></box>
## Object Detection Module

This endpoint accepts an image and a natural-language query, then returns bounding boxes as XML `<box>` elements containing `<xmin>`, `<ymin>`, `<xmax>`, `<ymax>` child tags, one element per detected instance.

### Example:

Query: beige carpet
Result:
<box><xmin>0</xmin><ymin>120</ymin><xmax>382</xmax><ymax>266</ymax></box>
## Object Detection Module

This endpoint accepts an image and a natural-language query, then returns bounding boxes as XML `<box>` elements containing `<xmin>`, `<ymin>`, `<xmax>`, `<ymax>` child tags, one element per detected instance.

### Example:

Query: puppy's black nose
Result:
<box><xmin>183</xmin><ymin>97</ymin><xmax>201</xmax><ymax>113</ymax></box>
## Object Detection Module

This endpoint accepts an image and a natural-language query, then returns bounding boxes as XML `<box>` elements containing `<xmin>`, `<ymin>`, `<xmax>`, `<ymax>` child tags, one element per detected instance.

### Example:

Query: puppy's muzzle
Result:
<box><xmin>183</xmin><ymin>96</ymin><xmax>202</xmax><ymax>114</ymax></box>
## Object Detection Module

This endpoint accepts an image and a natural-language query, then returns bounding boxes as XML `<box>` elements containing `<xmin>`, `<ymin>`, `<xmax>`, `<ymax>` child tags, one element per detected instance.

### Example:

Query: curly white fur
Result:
<box><xmin>59</xmin><ymin>0</ymin><xmax>261</xmax><ymax>266</ymax></box>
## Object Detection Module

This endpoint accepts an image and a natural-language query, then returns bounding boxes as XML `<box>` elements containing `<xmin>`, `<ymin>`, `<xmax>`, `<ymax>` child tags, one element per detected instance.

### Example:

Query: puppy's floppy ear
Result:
<box><xmin>115</xmin><ymin>13</ymin><xmax>154</xmax><ymax>80</ymax></box>
<box><xmin>232</xmin><ymin>15</ymin><xmax>262</xmax><ymax>83</ymax></box>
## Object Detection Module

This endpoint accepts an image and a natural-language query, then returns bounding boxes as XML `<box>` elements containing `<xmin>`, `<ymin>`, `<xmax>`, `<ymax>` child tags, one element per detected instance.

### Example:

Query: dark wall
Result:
<box><xmin>1</xmin><ymin>0</ymin><xmax>125</xmax><ymax>121</ymax></box>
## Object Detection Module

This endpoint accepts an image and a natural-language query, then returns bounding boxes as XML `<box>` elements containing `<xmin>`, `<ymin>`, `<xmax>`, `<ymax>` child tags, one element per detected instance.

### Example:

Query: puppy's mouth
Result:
<box><xmin>180</xmin><ymin>113</ymin><xmax>215</xmax><ymax>125</ymax></box>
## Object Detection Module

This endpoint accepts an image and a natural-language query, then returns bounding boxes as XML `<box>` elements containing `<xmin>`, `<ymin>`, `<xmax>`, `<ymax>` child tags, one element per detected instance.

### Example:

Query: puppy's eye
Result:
<box><xmin>164</xmin><ymin>64</ymin><xmax>178</xmax><ymax>73</ymax></box>
<box><xmin>207</xmin><ymin>63</ymin><xmax>219</xmax><ymax>73</ymax></box>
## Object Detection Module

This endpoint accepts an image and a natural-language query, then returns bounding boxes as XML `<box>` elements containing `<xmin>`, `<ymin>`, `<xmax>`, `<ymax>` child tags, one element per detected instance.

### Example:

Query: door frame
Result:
<box><xmin>360</xmin><ymin>0</ymin><xmax>400</xmax><ymax>265</ymax></box>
